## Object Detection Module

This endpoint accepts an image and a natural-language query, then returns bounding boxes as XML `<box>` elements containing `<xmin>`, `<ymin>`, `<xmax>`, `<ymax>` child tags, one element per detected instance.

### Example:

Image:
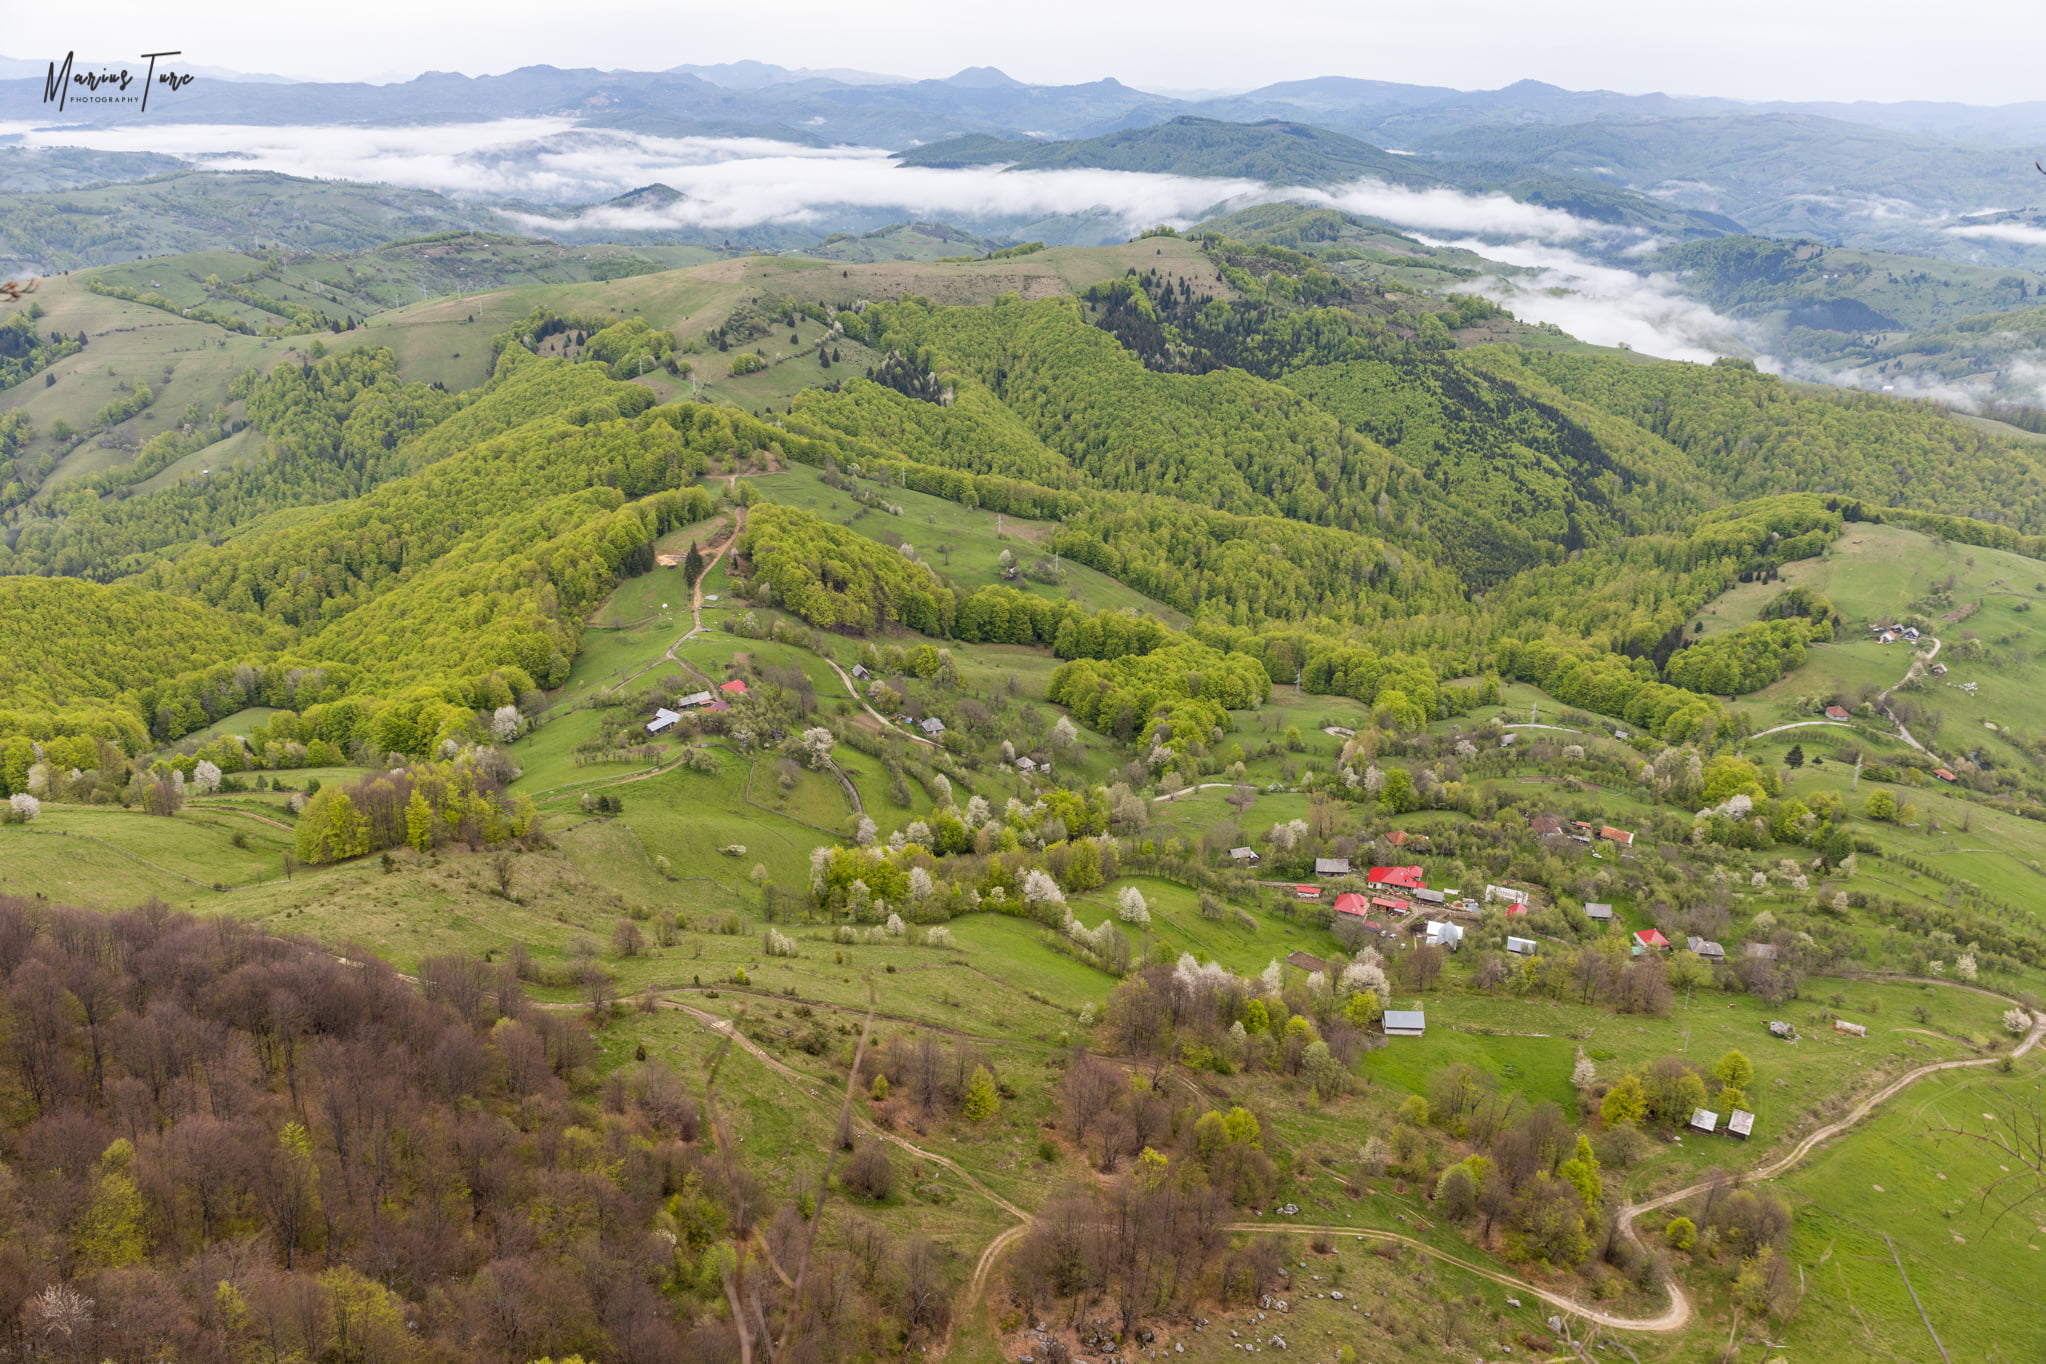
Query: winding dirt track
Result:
<box><xmin>1220</xmin><ymin>1223</ymin><xmax>1692</xmax><ymax>1332</ymax></box>
<box><xmin>1627</xmin><ymin>977</ymin><xmax>2041</xmax><ymax>1223</ymax></box>
<box><xmin>823</xmin><ymin>658</ymin><xmax>941</xmax><ymax>750</ymax></box>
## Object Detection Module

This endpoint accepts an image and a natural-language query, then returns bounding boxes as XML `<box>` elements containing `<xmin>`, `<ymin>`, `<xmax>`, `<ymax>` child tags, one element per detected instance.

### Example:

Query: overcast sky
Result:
<box><xmin>10</xmin><ymin>0</ymin><xmax>2046</xmax><ymax>105</ymax></box>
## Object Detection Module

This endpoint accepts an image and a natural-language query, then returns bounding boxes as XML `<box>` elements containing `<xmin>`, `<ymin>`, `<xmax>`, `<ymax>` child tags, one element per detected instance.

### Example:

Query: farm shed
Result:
<box><xmin>1727</xmin><ymin>1109</ymin><xmax>1754</xmax><ymax>1141</ymax></box>
<box><xmin>1584</xmin><ymin>903</ymin><xmax>1613</xmax><ymax>922</ymax></box>
<box><xmin>1834</xmin><ymin>1020</ymin><xmax>1867</xmax><ymax>1037</ymax></box>
<box><xmin>1688</xmin><ymin>1109</ymin><xmax>1719</xmax><ymax>1136</ymax></box>
<box><xmin>1315</xmin><ymin>858</ymin><xmax>1351</xmax><ymax>877</ymax></box>
<box><xmin>1382</xmin><ymin>1010</ymin><xmax>1426</xmax><ymax>1038</ymax></box>
<box><xmin>1506</xmin><ymin>936</ymin><xmax>1536</xmax><ymax>957</ymax></box>
<box><xmin>646</xmin><ymin>708</ymin><xmax>682</xmax><ymax>734</ymax></box>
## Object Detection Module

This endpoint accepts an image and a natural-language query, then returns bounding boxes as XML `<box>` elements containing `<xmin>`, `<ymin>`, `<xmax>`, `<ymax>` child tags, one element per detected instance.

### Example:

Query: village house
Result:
<box><xmin>1686</xmin><ymin>935</ymin><xmax>1726</xmax><ymax>962</ymax></box>
<box><xmin>1315</xmin><ymin>857</ymin><xmax>1352</xmax><ymax>877</ymax></box>
<box><xmin>720</xmin><ymin>679</ymin><xmax>748</xmax><ymax>696</ymax></box>
<box><xmin>1367</xmin><ymin>865</ymin><xmax>1425</xmax><ymax>892</ymax></box>
<box><xmin>850</xmin><ymin>663</ymin><xmax>871</xmax><ymax>682</ymax></box>
<box><xmin>1332</xmin><ymin>891</ymin><xmax>1367</xmax><ymax>917</ymax></box>
<box><xmin>1824</xmin><ymin>705</ymin><xmax>1851</xmax><ymax>720</ymax></box>
<box><xmin>1371</xmin><ymin>896</ymin><xmax>1411</xmax><ymax>917</ymax></box>
<box><xmin>1294</xmin><ymin>885</ymin><xmax>1322</xmax><ymax>902</ymax></box>
<box><xmin>1584</xmin><ymin>902</ymin><xmax>1614</xmax><ymax>923</ymax></box>
<box><xmin>1530</xmin><ymin>814</ymin><xmax>1564</xmax><ymax>837</ymax></box>
<box><xmin>1633</xmin><ymin>928</ymin><xmax>1670</xmax><ymax>951</ymax></box>
<box><xmin>919</xmin><ymin>716</ymin><xmax>946</xmax><ymax>737</ymax></box>
<box><xmin>1600</xmin><ymin>826</ymin><xmax>1635</xmax><ymax>847</ymax></box>
<box><xmin>1934</xmin><ymin>768</ymin><xmax>1957</xmax><ymax>783</ymax></box>
<box><xmin>1228</xmin><ymin>846</ymin><xmax>1260</xmax><ymax>865</ymax></box>
<box><xmin>1015</xmin><ymin>756</ymin><xmax>1038</xmax><ymax>773</ymax></box>
<box><xmin>676</xmin><ymin>690</ymin><xmax>714</xmax><ymax>710</ymax></box>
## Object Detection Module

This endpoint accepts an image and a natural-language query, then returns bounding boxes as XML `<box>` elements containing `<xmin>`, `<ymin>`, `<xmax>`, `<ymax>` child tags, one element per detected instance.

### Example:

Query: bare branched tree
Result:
<box><xmin>701</xmin><ymin>981</ymin><xmax>876</xmax><ymax>1364</ymax></box>
<box><xmin>1925</xmin><ymin>1079</ymin><xmax>2045</xmax><ymax>1228</ymax></box>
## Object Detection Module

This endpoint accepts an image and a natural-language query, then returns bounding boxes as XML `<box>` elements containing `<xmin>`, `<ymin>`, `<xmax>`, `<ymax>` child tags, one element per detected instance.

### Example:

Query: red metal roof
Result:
<box><xmin>720</xmin><ymin>679</ymin><xmax>748</xmax><ymax>693</ymax></box>
<box><xmin>1634</xmin><ymin>928</ymin><xmax>1669</xmax><ymax>948</ymax></box>
<box><xmin>1333</xmin><ymin>892</ymin><xmax>1368</xmax><ymax>916</ymax></box>
<box><xmin>1371</xmin><ymin>896</ymin><xmax>1410</xmax><ymax>915</ymax></box>
<box><xmin>1600</xmin><ymin>827</ymin><xmax>1634</xmax><ymax>845</ymax></box>
<box><xmin>1367</xmin><ymin>865</ymin><xmax>1425</xmax><ymax>890</ymax></box>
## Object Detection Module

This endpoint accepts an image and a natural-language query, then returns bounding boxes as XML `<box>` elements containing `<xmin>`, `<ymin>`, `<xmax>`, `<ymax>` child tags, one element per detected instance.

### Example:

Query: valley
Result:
<box><xmin>3</xmin><ymin>154</ymin><xmax>2046</xmax><ymax>1364</ymax></box>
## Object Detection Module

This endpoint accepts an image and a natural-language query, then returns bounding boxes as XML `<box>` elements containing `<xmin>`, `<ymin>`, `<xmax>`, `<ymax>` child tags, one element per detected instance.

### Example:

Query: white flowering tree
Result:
<box><xmin>192</xmin><ymin>759</ymin><xmax>222</xmax><ymax>794</ymax></box>
<box><xmin>491</xmin><ymin>705</ymin><xmax>522</xmax><ymax>742</ymax></box>
<box><xmin>2005</xmin><ymin>1007</ymin><xmax>2033</xmax><ymax>1036</ymax></box>
<box><xmin>1022</xmin><ymin>868</ymin><xmax>1066</xmax><ymax>909</ymax></box>
<box><xmin>854</xmin><ymin>815</ymin><xmax>878</xmax><ymax>846</ymax></box>
<box><xmin>8</xmin><ymin>792</ymin><xmax>39</xmax><ymax>822</ymax></box>
<box><xmin>1339</xmin><ymin>952</ymin><xmax>1390</xmax><ymax>1000</ymax></box>
<box><xmin>799</xmin><ymin>727</ymin><xmax>836</xmax><ymax>769</ymax></box>
<box><xmin>964</xmin><ymin>794</ymin><xmax>992</xmax><ymax>828</ymax></box>
<box><xmin>1116</xmin><ymin>885</ymin><xmax>1150</xmax><ymax>926</ymax></box>
<box><xmin>908</xmin><ymin>866</ymin><xmax>934</xmax><ymax>901</ymax></box>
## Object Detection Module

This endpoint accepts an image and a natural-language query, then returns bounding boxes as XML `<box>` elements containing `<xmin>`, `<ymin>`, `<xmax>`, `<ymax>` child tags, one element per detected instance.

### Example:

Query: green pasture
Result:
<box><xmin>1773</xmin><ymin>1060</ymin><xmax>2046</xmax><ymax>1364</ymax></box>
<box><xmin>743</xmin><ymin>460</ymin><xmax>1189</xmax><ymax>623</ymax></box>
<box><xmin>1359</xmin><ymin>970</ymin><xmax>2020</xmax><ymax>1196</ymax></box>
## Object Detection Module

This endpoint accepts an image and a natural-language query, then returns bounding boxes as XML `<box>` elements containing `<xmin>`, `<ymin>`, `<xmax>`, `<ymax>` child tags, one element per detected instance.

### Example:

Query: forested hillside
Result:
<box><xmin>1469</xmin><ymin>347</ymin><xmax>2046</xmax><ymax>532</ymax></box>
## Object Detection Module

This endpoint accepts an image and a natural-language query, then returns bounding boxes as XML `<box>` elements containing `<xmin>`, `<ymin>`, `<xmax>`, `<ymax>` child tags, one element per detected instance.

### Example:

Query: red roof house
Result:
<box><xmin>1371</xmin><ymin>896</ymin><xmax>1411</xmax><ymax>916</ymax></box>
<box><xmin>1367</xmin><ymin>865</ymin><xmax>1425</xmax><ymax>892</ymax></box>
<box><xmin>1600</xmin><ymin>827</ymin><xmax>1634</xmax><ymax>846</ymax></box>
<box><xmin>1823</xmin><ymin>705</ymin><xmax>1851</xmax><ymax>721</ymax></box>
<box><xmin>1333</xmin><ymin>892</ymin><xmax>1369</xmax><ymax>917</ymax></box>
<box><xmin>1294</xmin><ymin>885</ymin><xmax>1322</xmax><ymax>901</ymax></box>
<box><xmin>1385</xmin><ymin>830</ymin><xmax>1409</xmax><ymax>847</ymax></box>
<box><xmin>720</xmin><ymin>679</ymin><xmax>748</xmax><ymax>694</ymax></box>
<box><xmin>1934</xmin><ymin>768</ymin><xmax>1956</xmax><ymax>783</ymax></box>
<box><xmin>1634</xmin><ymin>928</ymin><xmax>1670</xmax><ymax>949</ymax></box>
<box><xmin>1505</xmin><ymin>902</ymin><xmax>1528</xmax><ymax>916</ymax></box>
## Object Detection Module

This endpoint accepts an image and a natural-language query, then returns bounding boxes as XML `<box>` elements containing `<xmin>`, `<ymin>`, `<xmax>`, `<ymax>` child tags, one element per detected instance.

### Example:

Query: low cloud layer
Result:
<box><xmin>1946</xmin><ymin>221</ymin><xmax>2046</xmax><ymax>247</ymax></box>
<box><xmin>3</xmin><ymin>116</ymin><xmax>1623</xmax><ymax>246</ymax></box>
<box><xmin>1439</xmin><ymin>238</ymin><xmax>1753</xmax><ymax>364</ymax></box>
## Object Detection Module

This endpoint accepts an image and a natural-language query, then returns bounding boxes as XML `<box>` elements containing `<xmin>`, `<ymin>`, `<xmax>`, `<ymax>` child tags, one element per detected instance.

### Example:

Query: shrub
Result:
<box><xmin>842</xmin><ymin>1140</ymin><xmax>895</xmax><ymax>1199</ymax></box>
<box><xmin>1665</xmin><ymin>1216</ymin><xmax>1696</xmax><ymax>1251</ymax></box>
